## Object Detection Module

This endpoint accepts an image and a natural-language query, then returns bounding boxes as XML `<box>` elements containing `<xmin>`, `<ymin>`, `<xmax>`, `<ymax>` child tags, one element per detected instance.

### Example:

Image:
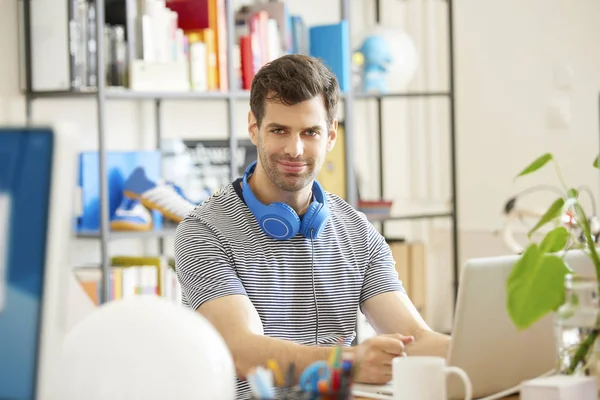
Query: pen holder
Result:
<box><xmin>250</xmin><ymin>386</ymin><xmax>352</xmax><ymax>400</ymax></box>
<box><xmin>300</xmin><ymin>388</ymin><xmax>352</xmax><ymax>400</ymax></box>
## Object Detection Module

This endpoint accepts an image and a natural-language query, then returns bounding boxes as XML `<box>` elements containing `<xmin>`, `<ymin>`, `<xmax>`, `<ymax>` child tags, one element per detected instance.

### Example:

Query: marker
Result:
<box><xmin>267</xmin><ymin>359</ymin><xmax>284</xmax><ymax>387</ymax></box>
<box><xmin>285</xmin><ymin>362</ymin><xmax>296</xmax><ymax>388</ymax></box>
<box><xmin>328</xmin><ymin>345</ymin><xmax>342</xmax><ymax>368</ymax></box>
<box><xmin>331</xmin><ymin>368</ymin><xmax>341</xmax><ymax>391</ymax></box>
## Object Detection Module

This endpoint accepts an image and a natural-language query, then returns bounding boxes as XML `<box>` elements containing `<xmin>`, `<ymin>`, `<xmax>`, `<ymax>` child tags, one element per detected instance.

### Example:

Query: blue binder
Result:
<box><xmin>309</xmin><ymin>21</ymin><xmax>350</xmax><ymax>92</ymax></box>
<box><xmin>0</xmin><ymin>128</ymin><xmax>54</xmax><ymax>400</ymax></box>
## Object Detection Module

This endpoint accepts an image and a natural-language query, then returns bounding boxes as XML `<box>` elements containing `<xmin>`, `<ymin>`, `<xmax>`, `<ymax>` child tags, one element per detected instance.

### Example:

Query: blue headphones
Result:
<box><xmin>241</xmin><ymin>160</ymin><xmax>330</xmax><ymax>240</ymax></box>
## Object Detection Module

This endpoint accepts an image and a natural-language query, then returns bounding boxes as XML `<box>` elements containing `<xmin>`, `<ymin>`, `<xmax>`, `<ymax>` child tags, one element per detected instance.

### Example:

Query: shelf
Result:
<box><xmin>351</xmin><ymin>91</ymin><xmax>451</xmax><ymax>99</ymax></box>
<box><xmin>106</xmin><ymin>89</ymin><xmax>251</xmax><ymax>100</ymax></box>
<box><xmin>366</xmin><ymin>212</ymin><xmax>453</xmax><ymax>222</ymax></box>
<box><xmin>28</xmin><ymin>90</ymin><xmax>97</xmax><ymax>99</ymax></box>
<box><xmin>27</xmin><ymin>88</ymin><xmax>450</xmax><ymax>101</ymax></box>
<box><xmin>28</xmin><ymin>89</ymin><xmax>252</xmax><ymax>100</ymax></box>
<box><xmin>74</xmin><ymin>212</ymin><xmax>453</xmax><ymax>239</ymax></box>
<box><xmin>77</xmin><ymin>228</ymin><xmax>177</xmax><ymax>240</ymax></box>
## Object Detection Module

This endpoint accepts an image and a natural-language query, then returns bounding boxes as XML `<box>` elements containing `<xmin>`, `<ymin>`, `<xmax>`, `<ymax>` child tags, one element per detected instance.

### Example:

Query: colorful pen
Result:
<box><xmin>267</xmin><ymin>359</ymin><xmax>285</xmax><ymax>387</ymax></box>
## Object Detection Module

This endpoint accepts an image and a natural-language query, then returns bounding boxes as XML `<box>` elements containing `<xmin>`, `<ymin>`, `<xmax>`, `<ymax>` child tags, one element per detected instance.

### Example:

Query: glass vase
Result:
<box><xmin>554</xmin><ymin>274</ymin><xmax>600</xmax><ymax>386</ymax></box>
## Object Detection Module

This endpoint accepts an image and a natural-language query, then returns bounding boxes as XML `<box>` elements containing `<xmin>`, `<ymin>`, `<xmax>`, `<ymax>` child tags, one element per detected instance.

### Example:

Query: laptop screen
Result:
<box><xmin>0</xmin><ymin>128</ymin><xmax>54</xmax><ymax>400</ymax></box>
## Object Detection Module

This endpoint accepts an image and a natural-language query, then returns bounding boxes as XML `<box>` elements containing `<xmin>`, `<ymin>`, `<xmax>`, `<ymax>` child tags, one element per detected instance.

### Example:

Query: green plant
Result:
<box><xmin>506</xmin><ymin>153</ymin><xmax>600</xmax><ymax>374</ymax></box>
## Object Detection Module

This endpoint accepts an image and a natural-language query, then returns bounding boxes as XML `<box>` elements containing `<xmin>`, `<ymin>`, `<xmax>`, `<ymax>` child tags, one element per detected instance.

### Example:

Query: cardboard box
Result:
<box><xmin>409</xmin><ymin>242</ymin><xmax>427</xmax><ymax>318</ymax></box>
<box><xmin>388</xmin><ymin>240</ymin><xmax>410</xmax><ymax>294</ymax></box>
<box><xmin>387</xmin><ymin>240</ymin><xmax>427</xmax><ymax>318</ymax></box>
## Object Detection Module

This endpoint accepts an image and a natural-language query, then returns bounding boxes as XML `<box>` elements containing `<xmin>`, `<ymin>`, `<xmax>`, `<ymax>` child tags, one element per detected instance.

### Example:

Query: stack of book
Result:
<box><xmin>74</xmin><ymin>256</ymin><xmax>182</xmax><ymax>306</ymax></box>
<box><xmin>31</xmin><ymin>0</ymin><xmax>350</xmax><ymax>94</ymax></box>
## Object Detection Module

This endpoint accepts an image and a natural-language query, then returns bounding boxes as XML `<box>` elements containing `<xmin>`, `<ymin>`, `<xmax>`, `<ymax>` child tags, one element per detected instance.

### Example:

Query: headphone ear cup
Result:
<box><xmin>313</xmin><ymin>204</ymin><xmax>330</xmax><ymax>238</ymax></box>
<box><xmin>301</xmin><ymin>202</ymin><xmax>330</xmax><ymax>239</ymax></box>
<box><xmin>300</xmin><ymin>203</ymin><xmax>320</xmax><ymax>238</ymax></box>
<box><xmin>259</xmin><ymin>202</ymin><xmax>301</xmax><ymax>240</ymax></box>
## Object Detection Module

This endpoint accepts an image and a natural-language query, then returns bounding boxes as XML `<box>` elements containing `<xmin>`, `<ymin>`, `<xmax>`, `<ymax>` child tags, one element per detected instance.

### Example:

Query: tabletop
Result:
<box><xmin>353</xmin><ymin>395</ymin><xmax>520</xmax><ymax>399</ymax></box>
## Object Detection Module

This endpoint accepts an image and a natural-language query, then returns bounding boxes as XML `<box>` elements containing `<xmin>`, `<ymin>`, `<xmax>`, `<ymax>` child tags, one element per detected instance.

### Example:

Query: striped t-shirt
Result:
<box><xmin>174</xmin><ymin>179</ymin><xmax>405</xmax><ymax>399</ymax></box>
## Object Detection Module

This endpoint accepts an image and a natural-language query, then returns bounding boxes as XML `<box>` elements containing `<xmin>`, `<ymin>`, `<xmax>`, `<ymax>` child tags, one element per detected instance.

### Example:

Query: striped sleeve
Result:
<box><xmin>359</xmin><ymin>222</ymin><xmax>406</xmax><ymax>305</ymax></box>
<box><xmin>174</xmin><ymin>216</ymin><xmax>247</xmax><ymax>311</ymax></box>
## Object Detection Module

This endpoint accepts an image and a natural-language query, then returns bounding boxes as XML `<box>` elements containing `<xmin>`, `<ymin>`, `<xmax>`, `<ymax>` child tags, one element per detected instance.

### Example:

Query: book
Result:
<box><xmin>309</xmin><ymin>21</ymin><xmax>350</xmax><ymax>92</ymax></box>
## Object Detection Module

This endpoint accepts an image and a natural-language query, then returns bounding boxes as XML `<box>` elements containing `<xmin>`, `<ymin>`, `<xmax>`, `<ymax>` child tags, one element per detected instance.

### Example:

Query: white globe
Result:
<box><xmin>354</xmin><ymin>25</ymin><xmax>419</xmax><ymax>92</ymax></box>
<box><xmin>53</xmin><ymin>296</ymin><xmax>236</xmax><ymax>400</ymax></box>
<box><xmin>380</xmin><ymin>27</ymin><xmax>419</xmax><ymax>90</ymax></box>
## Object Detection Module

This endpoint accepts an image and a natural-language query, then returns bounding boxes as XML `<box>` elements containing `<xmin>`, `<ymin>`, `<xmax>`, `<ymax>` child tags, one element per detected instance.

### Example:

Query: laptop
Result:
<box><xmin>353</xmin><ymin>250</ymin><xmax>594</xmax><ymax>400</ymax></box>
<box><xmin>0</xmin><ymin>126</ymin><xmax>77</xmax><ymax>400</ymax></box>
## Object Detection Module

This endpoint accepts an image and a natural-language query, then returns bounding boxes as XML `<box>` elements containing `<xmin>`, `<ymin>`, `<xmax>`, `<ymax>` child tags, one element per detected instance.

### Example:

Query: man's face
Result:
<box><xmin>248</xmin><ymin>95</ymin><xmax>337</xmax><ymax>192</ymax></box>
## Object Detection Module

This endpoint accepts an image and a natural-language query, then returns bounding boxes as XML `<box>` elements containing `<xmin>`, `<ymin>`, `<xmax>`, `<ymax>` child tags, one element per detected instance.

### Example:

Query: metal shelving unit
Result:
<box><xmin>76</xmin><ymin>228</ymin><xmax>178</xmax><ymax>240</ymax></box>
<box><xmin>28</xmin><ymin>89</ymin><xmax>248</xmax><ymax>100</ymax></box>
<box><xmin>29</xmin><ymin>88</ymin><xmax>453</xmax><ymax>101</ymax></box>
<box><xmin>21</xmin><ymin>0</ymin><xmax>246</xmax><ymax>305</ymax></box>
<box><xmin>21</xmin><ymin>0</ymin><xmax>459</xmax><ymax>306</ymax></box>
<box><xmin>370</xmin><ymin>0</ymin><xmax>459</xmax><ymax>304</ymax></box>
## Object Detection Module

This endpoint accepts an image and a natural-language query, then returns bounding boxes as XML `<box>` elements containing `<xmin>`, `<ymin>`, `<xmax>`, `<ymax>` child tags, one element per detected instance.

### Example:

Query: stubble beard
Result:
<box><xmin>258</xmin><ymin>138</ymin><xmax>317</xmax><ymax>193</ymax></box>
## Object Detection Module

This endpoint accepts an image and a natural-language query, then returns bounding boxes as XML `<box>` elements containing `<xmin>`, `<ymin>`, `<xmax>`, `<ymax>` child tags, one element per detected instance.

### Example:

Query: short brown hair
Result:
<box><xmin>250</xmin><ymin>54</ymin><xmax>340</xmax><ymax>128</ymax></box>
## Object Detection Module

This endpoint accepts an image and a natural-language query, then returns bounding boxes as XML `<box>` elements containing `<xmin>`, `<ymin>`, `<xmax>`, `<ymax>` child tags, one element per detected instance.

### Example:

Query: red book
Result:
<box><xmin>166</xmin><ymin>0</ymin><xmax>210</xmax><ymax>32</ymax></box>
<box><xmin>240</xmin><ymin>35</ymin><xmax>253</xmax><ymax>90</ymax></box>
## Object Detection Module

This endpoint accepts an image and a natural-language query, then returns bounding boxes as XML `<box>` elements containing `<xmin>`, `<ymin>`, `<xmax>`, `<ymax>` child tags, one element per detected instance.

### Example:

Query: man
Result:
<box><xmin>174</xmin><ymin>54</ymin><xmax>450</xmax><ymax>398</ymax></box>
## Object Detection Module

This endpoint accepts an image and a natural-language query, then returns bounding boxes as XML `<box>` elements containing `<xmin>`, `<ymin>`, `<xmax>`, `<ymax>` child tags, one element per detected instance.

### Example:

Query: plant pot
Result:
<box><xmin>555</xmin><ymin>274</ymin><xmax>600</xmax><ymax>390</ymax></box>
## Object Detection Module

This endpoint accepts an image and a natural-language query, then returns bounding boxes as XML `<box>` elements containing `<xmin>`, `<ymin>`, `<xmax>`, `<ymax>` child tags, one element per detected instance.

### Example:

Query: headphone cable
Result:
<box><xmin>310</xmin><ymin>229</ymin><xmax>319</xmax><ymax>346</ymax></box>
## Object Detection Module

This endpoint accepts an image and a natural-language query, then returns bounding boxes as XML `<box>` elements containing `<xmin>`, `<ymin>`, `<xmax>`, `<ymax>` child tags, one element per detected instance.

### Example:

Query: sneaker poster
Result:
<box><xmin>161</xmin><ymin>139</ymin><xmax>257</xmax><ymax>204</ymax></box>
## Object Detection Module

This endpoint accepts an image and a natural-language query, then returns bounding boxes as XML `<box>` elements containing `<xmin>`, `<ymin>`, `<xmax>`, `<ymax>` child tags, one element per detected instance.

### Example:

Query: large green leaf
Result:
<box><xmin>507</xmin><ymin>244</ymin><xmax>539</xmax><ymax>288</ymax></box>
<box><xmin>528</xmin><ymin>197</ymin><xmax>565</xmax><ymax>237</ymax></box>
<box><xmin>539</xmin><ymin>226</ymin><xmax>569</xmax><ymax>253</ymax></box>
<box><xmin>507</xmin><ymin>245</ymin><xmax>571</xmax><ymax>330</ymax></box>
<box><xmin>516</xmin><ymin>153</ymin><xmax>553</xmax><ymax>178</ymax></box>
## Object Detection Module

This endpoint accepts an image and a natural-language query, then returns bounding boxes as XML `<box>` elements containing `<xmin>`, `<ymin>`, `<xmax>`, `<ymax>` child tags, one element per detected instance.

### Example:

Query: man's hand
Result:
<box><xmin>362</xmin><ymin>292</ymin><xmax>451</xmax><ymax>358</ymax></box>
<box><xmin>351</xmin><ymin>334</ymin><xmax>414</xmax><ymax>385</ymax></box>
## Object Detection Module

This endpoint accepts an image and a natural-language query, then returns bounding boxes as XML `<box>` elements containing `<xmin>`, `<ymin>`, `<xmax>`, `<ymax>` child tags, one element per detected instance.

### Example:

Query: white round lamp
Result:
<box><xmin>53</xmin><ymin>296</ymin><xmax>236</xmax><ymax>400</ymax></box>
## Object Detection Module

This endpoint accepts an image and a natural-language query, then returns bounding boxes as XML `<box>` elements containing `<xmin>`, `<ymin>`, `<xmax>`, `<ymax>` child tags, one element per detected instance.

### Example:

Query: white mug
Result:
<box><xmin>392</xmin><ymin>356</ymin><xmax>472</xmax><ymax>400</ymax></box>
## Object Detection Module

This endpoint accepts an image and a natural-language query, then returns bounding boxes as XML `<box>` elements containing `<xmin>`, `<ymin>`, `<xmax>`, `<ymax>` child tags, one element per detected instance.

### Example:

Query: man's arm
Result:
<box><xmin>174</xmin><ymin>217</ymin><xmax>334</xmax><ymax>383</ymax></box>
<box><xmin>176</xmin><ymin>215</ymin><xmax>411</xmax><ymax>385</ymax></box>
<box><xmin>359</xmin><ymin>220</ymin><xmax>450</xmax><ymax>358</ymax></box>
<box><xmin>361</xmin><ymin>291</ymin><xmax>450</xmax><ymax>358</ymax></box>
<box><xmin>197</xmin><ymin>294</ymin><xmax>333</xmax><ymax>382</ymax></box>
<box><xmin>199</xmin><ymin>294</ymin><xmax>413</xmax><ymax>385</ymax></box>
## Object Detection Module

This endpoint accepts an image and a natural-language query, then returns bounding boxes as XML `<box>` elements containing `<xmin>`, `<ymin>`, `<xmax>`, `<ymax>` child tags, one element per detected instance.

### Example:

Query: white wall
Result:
<box><xmin>1</xmin><ymin>0</ymin><xmax>599</xmax><ymax>333</ymax></box>
<box><xmin>443</xmin><ymin>0</ymin><xmax>600</xmax><ymax>330</ymax></box>
<box><xmin>455</xmin><ymin>0</ymin><xmax>600</xmax><ymax>233</ymax></box>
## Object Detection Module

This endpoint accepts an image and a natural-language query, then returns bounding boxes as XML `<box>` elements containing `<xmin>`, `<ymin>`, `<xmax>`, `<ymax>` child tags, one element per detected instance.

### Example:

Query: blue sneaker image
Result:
<box><xmin>123</xmin><ymin>167</ymin><xmax>196</xmax><ymax>223</ymax></box>
<box><xmin>110</xmin><ymin>197</ymin><xmax>152</xmax><ymax>231</ymax></box>
<box><xmin>166</xmin><ymin>181</ymin><xmax>197</xmax><ymax>205</ymax></box>
<box><xmin>167</xmin><ymin>181</ymin><xmax>214</xmax><ymax>206</ymax></box>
